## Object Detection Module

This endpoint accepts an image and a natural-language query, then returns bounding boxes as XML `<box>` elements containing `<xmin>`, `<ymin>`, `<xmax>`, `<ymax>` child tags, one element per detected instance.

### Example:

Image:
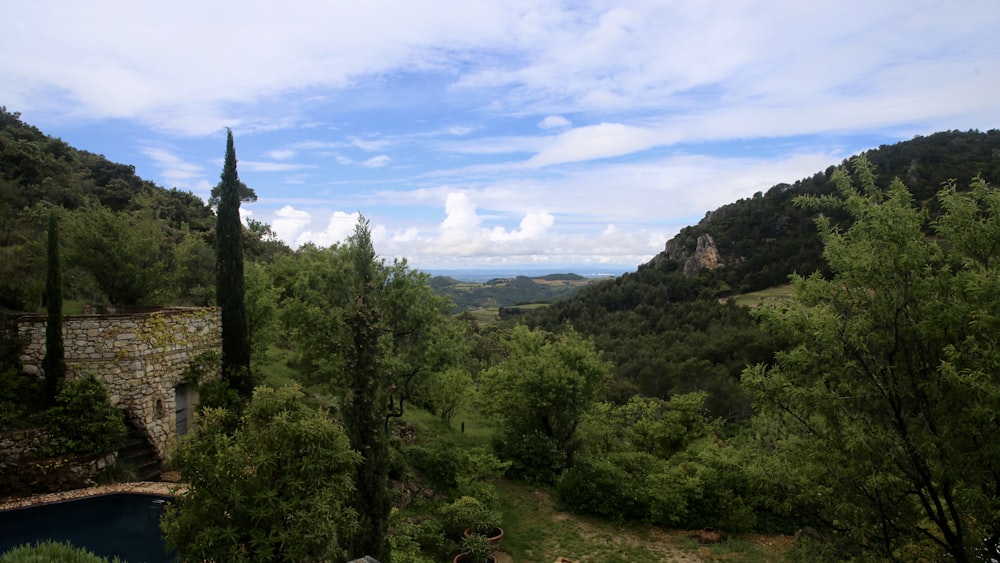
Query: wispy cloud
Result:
<box><xmin>3</xmin><ymin>0</ymin><xmax>997</xmax><ymax>269</ymax></box>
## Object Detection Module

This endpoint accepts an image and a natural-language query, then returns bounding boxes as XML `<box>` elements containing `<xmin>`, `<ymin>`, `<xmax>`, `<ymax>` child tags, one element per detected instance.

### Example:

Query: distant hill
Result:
<box><xmin>645</xmin><ymin>129</ymin><xmax>1000</xmax><ymax>296</ymax></box>
<box><xmin>431</xmin><ymin>274</ymin><xmax>596</xmax><ymax>312</ymax></box>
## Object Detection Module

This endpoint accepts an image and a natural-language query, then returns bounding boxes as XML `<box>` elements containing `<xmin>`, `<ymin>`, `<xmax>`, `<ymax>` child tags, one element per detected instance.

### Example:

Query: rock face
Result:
<box><xmin>661</xmin><ymin>234</ymin><xmax>723</xmax><ymax>277</ymax></box>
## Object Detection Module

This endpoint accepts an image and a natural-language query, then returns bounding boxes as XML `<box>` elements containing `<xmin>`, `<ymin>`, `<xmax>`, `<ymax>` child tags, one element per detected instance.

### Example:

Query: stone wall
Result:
<box><xmin>14</xmin><ymin>307</ymin><xmax>221</xmax><ymax>461</ymax></box>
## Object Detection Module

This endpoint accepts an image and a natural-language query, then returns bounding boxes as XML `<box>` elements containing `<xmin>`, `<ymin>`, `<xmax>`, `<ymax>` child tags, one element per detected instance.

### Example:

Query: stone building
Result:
<box><xmin>12</xmin><ymin>307</ymin><xmax>221</xmax><ymax>462</ymax></box>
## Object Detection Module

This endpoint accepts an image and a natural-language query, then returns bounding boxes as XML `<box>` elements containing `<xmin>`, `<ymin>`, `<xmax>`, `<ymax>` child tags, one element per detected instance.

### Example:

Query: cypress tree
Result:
<box><xmin>215</xmin><ymin>129</ymin><xmax>253</xmax><ymax>398</ymax></box>
<box><xmin>342</xmin><ymin>219</ymin><xmax>391</xmax><ymax>562</ymax></box>
<box><xmin>42</xmin><ymin>210</ymin><xmax>66</xmax><ymax>404</ymax></box>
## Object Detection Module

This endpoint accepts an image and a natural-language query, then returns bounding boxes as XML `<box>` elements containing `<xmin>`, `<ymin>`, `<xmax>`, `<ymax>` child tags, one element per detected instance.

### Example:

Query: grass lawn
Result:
<box><xmin>402</xmin><ymin>402</ymin><xmax>792</xmax><ymax>562</ymax></box>
<box><xmin>723</xmin><ymin>285</ymin><xmax>794</xmax><ymax>308</ymax></box>
<box><xmin>494</xmin><ymin>480</ymin><xmax>790</xmax><ymax>562</ymax></box>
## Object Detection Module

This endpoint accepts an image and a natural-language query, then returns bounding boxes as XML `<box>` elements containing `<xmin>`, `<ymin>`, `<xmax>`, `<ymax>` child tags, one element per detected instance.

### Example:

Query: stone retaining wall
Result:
<box><xmin>0</xmin><ymin>428</ymin><xmax>45</xmax><ymax>471</ymax></box>
<box><xmin>13</xmin><ymin>307</ymin><xmax>221</xmax><ymax>461</ymax></box>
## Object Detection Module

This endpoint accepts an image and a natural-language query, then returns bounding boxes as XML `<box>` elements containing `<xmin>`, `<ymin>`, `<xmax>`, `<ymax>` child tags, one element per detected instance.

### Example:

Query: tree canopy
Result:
<box><xmin>161</xmin><ymin>385</ymin><xmax>360</xmax><ymax>562</ymax></box>
<box><xmin>743</xmin><ymin>158</ymin><xmax>1000</xmax><ymax>561</ymax></box>
<box><xmin>480</xmin><ymin>325</ymin><xmax>610</xmax><ymax>482</ymax></box>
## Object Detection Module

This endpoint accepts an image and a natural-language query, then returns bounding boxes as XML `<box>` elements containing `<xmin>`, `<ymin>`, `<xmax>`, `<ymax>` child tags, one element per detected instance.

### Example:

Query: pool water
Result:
<box><xmin>0</xmin><ymin>493</ymin><xmax>176</xmax><ymax>562</ymax></box>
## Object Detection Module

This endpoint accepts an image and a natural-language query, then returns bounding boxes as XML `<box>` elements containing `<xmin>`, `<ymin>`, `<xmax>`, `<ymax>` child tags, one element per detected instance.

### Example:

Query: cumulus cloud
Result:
<box><xmin>271</xmin><ymin>205</ymin><xmax>312</xmax><ymax>245</ymax></box>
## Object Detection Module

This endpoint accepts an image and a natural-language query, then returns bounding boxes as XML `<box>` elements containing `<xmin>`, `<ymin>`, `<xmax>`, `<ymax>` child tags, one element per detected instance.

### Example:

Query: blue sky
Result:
<box><xmin>2</xmin><ymin>1</ymin><xmax>998</xmax><ymax>272</ymax></box>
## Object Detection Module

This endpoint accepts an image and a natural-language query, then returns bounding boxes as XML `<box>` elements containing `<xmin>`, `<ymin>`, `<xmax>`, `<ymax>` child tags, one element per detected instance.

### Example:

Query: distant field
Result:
<box><xmin>433</xmin><ymin>273</ymin><xmax>598</xmax><ymax>315</ymax></box>
<box><xmin>723</xmin><ymin>284</ymin><xmax>794</xmax><ymax>307</ymax></box>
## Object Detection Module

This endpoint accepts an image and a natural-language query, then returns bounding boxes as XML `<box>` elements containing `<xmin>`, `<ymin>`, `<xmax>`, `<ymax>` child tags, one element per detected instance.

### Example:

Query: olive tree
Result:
<box><xmin>479</xmin><ymin>325</ymin><xmax>610</xmax><ymax>482</ymax></box>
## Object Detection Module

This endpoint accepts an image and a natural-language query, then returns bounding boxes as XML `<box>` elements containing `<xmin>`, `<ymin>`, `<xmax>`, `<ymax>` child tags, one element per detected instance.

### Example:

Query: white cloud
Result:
<box><xmin>140</xmin><ymin>147</ymin><xmax>203</xmax><ymax>182</ymax></box>
<box><xmin>271</xmin><ymin>205</ymin><xmax>312</xmax><ymax>245</ymax></box>
<box><xmin>538</xmin><ymin>115</ymin><xmax>571</xmax><ymax>129</ymax></box>
<box><xmin>266</xmin><ymin>149</ymin><xmax>296</xmax><ymax>160</ymax></box>
<box><xmin>240</xmin><ymin>160</ymin><xmax>315</xmax><ymax>172</ymax></box>
<box><xmin>5</xmin><ymin>0</ymin><xmax>999</xmax><ymax>270</ymax></box>
<box><xmin>362</xmin><ymin>155</ymin><xmax>391</xmax><ymax>168</ymax></box>
<box><xmin>528</xmin><ymin>123</ymin><xmax>665</xmax><ymax>167</ymax></box>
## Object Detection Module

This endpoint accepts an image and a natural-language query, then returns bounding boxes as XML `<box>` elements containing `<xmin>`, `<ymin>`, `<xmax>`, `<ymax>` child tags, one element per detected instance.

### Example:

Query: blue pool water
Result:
<box><xmin>0</xmin><ymin>493</ymin><xmax>176</xmax><ymax>562</ymax></box>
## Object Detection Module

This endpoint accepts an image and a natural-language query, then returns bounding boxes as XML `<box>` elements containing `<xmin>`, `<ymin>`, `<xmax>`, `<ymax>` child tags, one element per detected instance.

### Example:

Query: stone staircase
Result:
<box><xmin>118</xmin><ymin>424</ymin><xmax>162</xmax><ymax>482</ymax></box>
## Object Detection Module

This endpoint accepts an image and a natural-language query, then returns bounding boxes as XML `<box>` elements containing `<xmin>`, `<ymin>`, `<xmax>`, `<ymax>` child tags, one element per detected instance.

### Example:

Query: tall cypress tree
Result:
<box><xmin>342</xmin><ymin>218</ymin><xmax>391</xmax><ymax>562</ymax></box>
<box><xmin>42</xmin><ymin>210</ymin><xmax>66</xmax><ymax>404</ymax></box>
<box><xmin>215</xmin><ymin>129</ymin><xmax>252</xmax><ymax>398</ymax></box>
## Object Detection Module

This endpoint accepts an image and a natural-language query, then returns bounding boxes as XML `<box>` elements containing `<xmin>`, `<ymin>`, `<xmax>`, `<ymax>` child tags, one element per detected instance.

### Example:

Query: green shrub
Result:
<box><xmin>439</xmin><ymin>496</ymin><xmax>501</xmax><ymax>538</ymax></box>
<box><xmin>405</xmin><ymin>444</ymin><xmax>508</xmax><ymax>499</ymax></box>
<box><xmin>388</xmin><ymin>511</ymin><xmax>448</xmax><ymax>563</ymax></box>
<box><xmin>44</xmin><ymin>374</ymin><xmax>126</xmax><ymax>456</ymax></box>
<box><xmin>0</xmin><ymin>540</ymin><xmax>122</xmax><ymax>562</ymax></box>
<box><xmin>406</xmin><ymin>444</ymin><xmax>466</xmax><ymax>492</ymax></box>
<box><xmin>0</xmin><ymin>368</ymin><xmax>45</xmax><ymax>430</ymax></box>
<box><xmin>556</xmin><ymin>454</ymin><xmax>654</xmax><ymax>521</ymax></box>
<box><xmin>491</xmin><ymin>429</ymin><xmax>566</xmax><ymax>484</ymax></box>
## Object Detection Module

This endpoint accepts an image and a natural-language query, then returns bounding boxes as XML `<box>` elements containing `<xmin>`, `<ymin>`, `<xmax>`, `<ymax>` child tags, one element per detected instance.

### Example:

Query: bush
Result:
<box><xmin>556</xmin><ymin>454</ymin><xmax>656</xmax><ymax>521</ymax></box>
<box><xmin>405</xmin><ymin>444</ymin><xmax>508</xmax><ymax>500</ymax></box>
<box><xmin>439</xmin><ymin>496</ymin><xmax>501</xmax><ymax>538</ymax></box>
<box><xmin>388</xmin><ymin>511</ymin><xmax>448</xmax><ymax>563</ymax></box>
<box><xmin>0</xmin><ymin>540</ymin><xmax>122</xmax><ymax>562</ymax></box>
<box><xmin>406</xmin><ymin>445</ymin><xmax>467</xmax><ymax>492</ymax></box>
<box><xmin>492</xmin><ymin>429</ymin><xmax>566</xmax><ymax>484</ymax></box>
<box><xmin>161</xmin><ymin>385</ymin><xmax>361</xmax><ymax>562</ymax></box>
<box><xmin>0</xmin><ymin>368</ymin><xmax>45</xmax><ymax>430</ymax></box>
<box><xmin>44</xmin><ymin>374</ymin><xmax>126</xmax><ymax>456</ymax></box>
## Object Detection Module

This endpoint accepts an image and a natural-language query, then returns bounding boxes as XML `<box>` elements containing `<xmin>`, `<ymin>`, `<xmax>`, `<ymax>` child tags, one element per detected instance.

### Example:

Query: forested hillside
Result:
<box><xmin>431</xmin><ymin>273</ymin><xmax>594</xmax><ymax>312</ymax></box>
<box><xmin>526</xmin><ymin>129</ymin><xmax>1000</xmax><ymax>417</ymax></box>
<box><xmin>0</xmin><ymin>107</ymin><xmax>287</xmax><ymax>311</ymax></box>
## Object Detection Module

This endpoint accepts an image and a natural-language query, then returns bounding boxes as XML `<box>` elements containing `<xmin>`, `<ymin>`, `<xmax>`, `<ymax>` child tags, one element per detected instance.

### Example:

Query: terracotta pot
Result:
<box><xmin>463</xmin><ymin>526</ymin><xmax>504</xmax><ymax>549</ymax></box>
<box><xmin>452</xmin><ymin>554</ymin><xmax>497</xmax><ymax>563</ymax></box>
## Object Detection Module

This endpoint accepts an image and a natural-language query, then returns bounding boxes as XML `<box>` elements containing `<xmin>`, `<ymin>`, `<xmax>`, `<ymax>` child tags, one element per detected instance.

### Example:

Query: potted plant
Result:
<box><xmin>453</xmin><ymin>532</ymin><xmax>496</xmax><ymax>563</ymax></box>
<box><xmin>442</xmin><ymin>496</ymin><xmax>505</xmax><ymax>549</ymax></box>
<box><xmin>462</xmin><ymin>506</ymin><xmax>503</xmax><ymax>549</ymax></box>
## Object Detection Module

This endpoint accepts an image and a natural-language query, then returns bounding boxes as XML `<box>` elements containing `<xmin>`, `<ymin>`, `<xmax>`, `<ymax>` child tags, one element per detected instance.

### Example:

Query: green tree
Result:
<box><xmin>339</xmin><ymin>218</ymin><xmax>392</xmax><ymax>561</ymax></box>
<box><xmin>273</xmin><ymin>217</ymin><xmax>458</xmax><ymax>561</ymax></box>
<box><xmin>579</xmin><ymin>392</ymin><xmax>717</xmax><ymax>459</ymax></box>
<box><xmin>169</xmin><ymin>224</ymin><xmax>215</xmax><ymax>306</ymax></box>
<box><xmin>65</xmin><ymin>204</ymin><xmax>170</xmax><ymax>306</ymax></box>
<box><xmin>215</xmin><ymin>129</ymin><xmax>252</xmax><ymax>398</ymax></box>
<box><xmin>480</xmin><ymin>325</ymin><xmax>610</xmax><ymax>482</ymax></box>
<box><xmin>244</xmin><ymin>261</ymin><xmax>280</xmax><ymax>366</ymax></box>
<box><xmin>427</xmin><ymin>367</ymin><xmax>472</xmax><ymax>424</ymax></box>
<box><xmin>41</xmin><ymin>211</ymin><xmax>65</xmax><ymax>404</ymax></box>
<box><xmin>161</xmin><ymin>384</ymin><xmax>360</xmax><ymax>562</ymax></box>
<box><xmin>743</xmin><ymin>159</ymin><xmax>1000</xmax><ymax>561</ymax></box>
<box><xmin>45</xmin><ymin>374</ymin><xmax>126</xmax><ymax>456</ymax></box>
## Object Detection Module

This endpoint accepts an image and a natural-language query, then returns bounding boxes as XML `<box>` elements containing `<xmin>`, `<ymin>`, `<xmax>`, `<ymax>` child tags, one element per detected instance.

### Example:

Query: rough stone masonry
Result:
<box><xmin>14</xmin><ymin>307</ymin><xmax>221</xmax><ymax>462</ymax></box>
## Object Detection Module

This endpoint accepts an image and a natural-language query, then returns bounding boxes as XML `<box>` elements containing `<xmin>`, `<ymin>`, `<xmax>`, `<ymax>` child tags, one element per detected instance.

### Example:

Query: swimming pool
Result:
<box><xmin>0</xmin><ymin>493</ymin><xmax>176</xmax><ymax>562</ymax></box>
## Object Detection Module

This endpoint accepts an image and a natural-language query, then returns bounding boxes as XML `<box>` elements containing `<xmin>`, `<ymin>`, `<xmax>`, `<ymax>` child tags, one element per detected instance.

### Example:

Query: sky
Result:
<box><xmin>2</xmin><ymin>1</ymin><xmax>998</xmax><ymax>273</ymax></box>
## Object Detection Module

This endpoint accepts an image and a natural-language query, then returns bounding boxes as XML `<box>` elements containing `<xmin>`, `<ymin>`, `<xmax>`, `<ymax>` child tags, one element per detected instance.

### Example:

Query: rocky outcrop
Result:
<box><xmin>660</xmin><ymin>234</ymin><xmax>724</xmax><ymax>277</ymax></box>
